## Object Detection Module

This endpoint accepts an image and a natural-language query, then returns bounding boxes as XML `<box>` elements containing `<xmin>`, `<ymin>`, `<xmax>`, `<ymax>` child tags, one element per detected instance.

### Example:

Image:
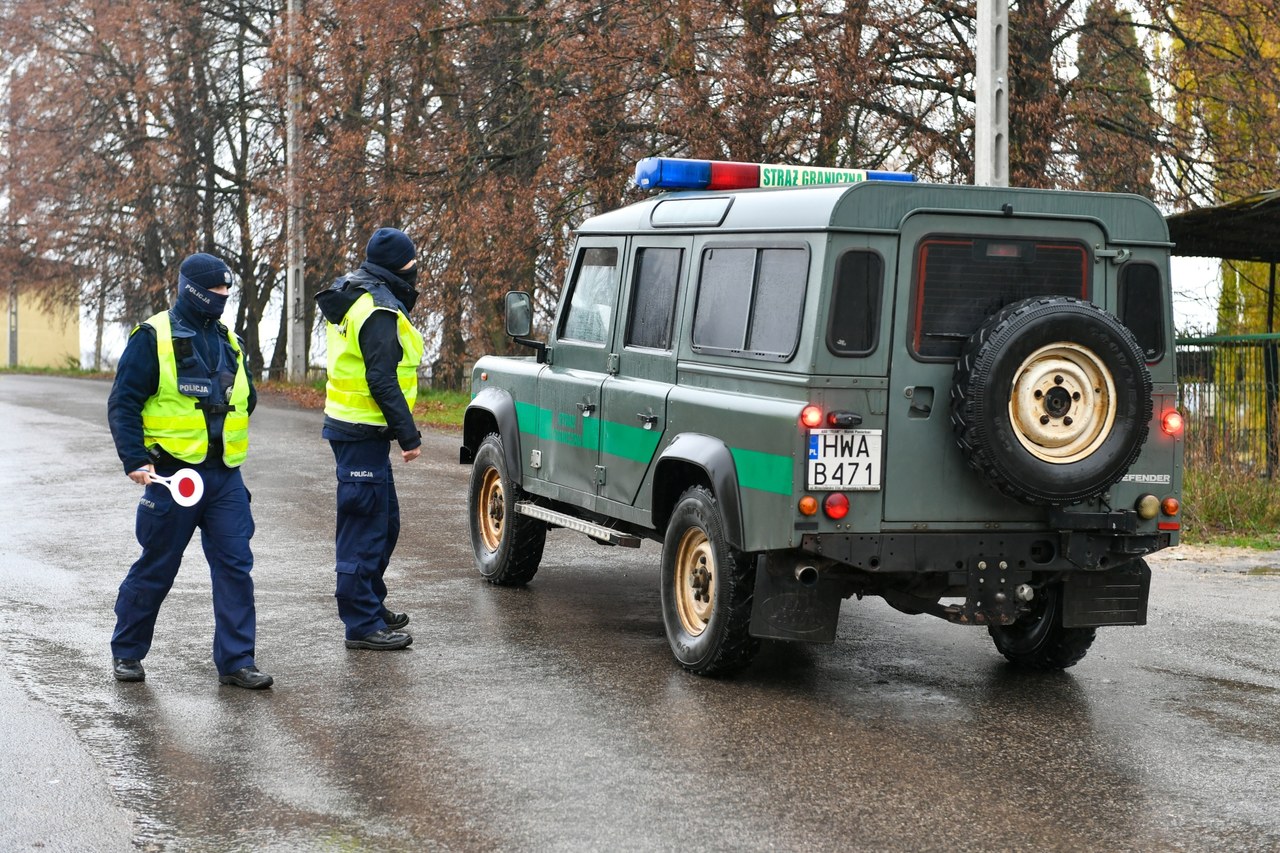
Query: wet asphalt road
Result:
<box><xmin>1</xmin><ymin>373</ymin><xmax>1279</xmax><ymax>852</ymax></box>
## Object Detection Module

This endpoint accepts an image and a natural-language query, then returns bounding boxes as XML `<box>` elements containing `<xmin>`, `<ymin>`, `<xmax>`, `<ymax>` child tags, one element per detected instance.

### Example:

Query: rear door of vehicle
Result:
<box><xmin>882</xmin><ymin>213</ymin><xmax>1105</xmax><ymax>522</ymax></box>
<box><xmin>599</xmin><ymin>237</ymin><xmax>688</xmax><ymax>508</ymax></box>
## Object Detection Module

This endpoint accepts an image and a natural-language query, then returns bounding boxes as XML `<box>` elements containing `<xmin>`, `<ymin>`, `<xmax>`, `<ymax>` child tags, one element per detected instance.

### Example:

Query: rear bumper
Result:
<box><xmin>747</xmin><ymin>535</ymin><xmax>1157</xmax><ymax>640</ymax></box>
<box><xmin>749</xmin><ymin>534</ymin><xmax>1160</xmax><ymax>643</ymax></box>
<box><xmin>798</xmin><ymin>529</ymin><xmax>1171</xmax><ymax>574</ymax></box>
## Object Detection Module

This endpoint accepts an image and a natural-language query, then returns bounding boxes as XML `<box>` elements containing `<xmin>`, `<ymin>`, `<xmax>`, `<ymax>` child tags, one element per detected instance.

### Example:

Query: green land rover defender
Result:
<box><xmin>460</xmin><ymin>157</ymin><xmax>1183</xmax><ymax>676</ymax></box>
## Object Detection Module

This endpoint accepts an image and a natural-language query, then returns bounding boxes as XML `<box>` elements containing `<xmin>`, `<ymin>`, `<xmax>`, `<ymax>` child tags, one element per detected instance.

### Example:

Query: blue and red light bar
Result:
<box><xmin>633</xmin><ymin>157</ymin><xmax>915</xmax><ymax>191</ymax></box>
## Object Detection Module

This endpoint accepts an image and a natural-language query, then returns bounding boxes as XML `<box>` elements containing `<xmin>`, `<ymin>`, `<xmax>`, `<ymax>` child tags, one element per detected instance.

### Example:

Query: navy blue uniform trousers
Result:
<box><xmin>111</xmin><ymin>466</ymin><xmax>257</xmax><ymax>676</ymax></box>
<box><xmin>330</xmin><ymin>437</ymin><xmax>400</xmax><ymax>639</ymax></box>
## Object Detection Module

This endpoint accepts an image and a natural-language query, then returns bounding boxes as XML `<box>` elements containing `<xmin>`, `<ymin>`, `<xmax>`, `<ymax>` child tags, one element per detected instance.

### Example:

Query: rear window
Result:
<box><xmin>692</xmin><ymin>245</ymin><xmax>808</xmax><ymax>360</ymax></box>
<box><xmin>913</xmin><ymin>237</ymin><xmax>1089</xmax><ymax>358</ymax></box>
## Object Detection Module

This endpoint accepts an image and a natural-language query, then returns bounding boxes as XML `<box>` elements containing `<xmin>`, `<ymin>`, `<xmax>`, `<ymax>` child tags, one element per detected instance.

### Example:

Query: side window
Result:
<box><xmin>692</xmin><ymin>246</ymin><xmax>808</xmax><ymax>360</ymax></box>
<box><xmin>625</xmin><ymin>247</ymin><xmax>682</xmax><ymax>350</ymax></box>
<box><xmin>692</xmin><ymin>248</ymin><xmax>754</xmax><ymax>350</ymax></box>
<box><xmin>559</xmin><ymin>247</ymin><xmax>619</xmax><ymax>344</ymax></box>
<box><xmin>1119</xmin><ymin>262</ymin><xmax>1165</xmax><ymax>361</ymax></box>
<box><xmin>827</xmin><ymin>250</ymin><xmax>884</xmax><ymax>355</ymax></box>
<box><xmin>748</xmin><ymin>250</ymin><xmax>808</xmax><ymax>354</ymax></box>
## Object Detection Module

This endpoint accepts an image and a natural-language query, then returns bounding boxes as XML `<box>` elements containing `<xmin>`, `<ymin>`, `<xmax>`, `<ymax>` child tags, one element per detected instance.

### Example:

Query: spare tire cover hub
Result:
<box><xmin>1009</xmin><ymin>342</ymin><xmax>1116</xmax><ymax>463</ymax></box>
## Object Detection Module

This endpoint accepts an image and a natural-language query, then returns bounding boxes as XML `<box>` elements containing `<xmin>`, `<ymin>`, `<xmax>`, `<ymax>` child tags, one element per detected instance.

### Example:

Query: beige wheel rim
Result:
<box><xmin>674</xmin><ymin>527</ymin><xmax>716</xmax><ymax>637</ymax></box>
<box><xmin>1008</xmin><ymin>342</ymin><xmax>1116</xmax><ymax>464</ymax></box>
<box><xmin>477</xmin><ymin>467</ymin><xmax>504</xmax><ymax>552</ymax></box>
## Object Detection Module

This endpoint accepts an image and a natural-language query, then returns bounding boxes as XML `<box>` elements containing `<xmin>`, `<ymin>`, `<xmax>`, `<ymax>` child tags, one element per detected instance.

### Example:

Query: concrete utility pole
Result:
<box><xmin>6</xmin><ymin>282</ymin><xmax>15</xmax><ymax>368</ymax></box>
<box><xmin>975</xmin><ymin>0</ymin><xmax>1010</xmax><ymax>187</ymax></box>
<box><xmin>285</xmin><ymin>0</ymin><xmax>307</xmax><ymax>381</ymax></box>
<box><xmin>6</xmin><ymin>71</ymin><xmax>17</xmax><ymax>367</ymax></box>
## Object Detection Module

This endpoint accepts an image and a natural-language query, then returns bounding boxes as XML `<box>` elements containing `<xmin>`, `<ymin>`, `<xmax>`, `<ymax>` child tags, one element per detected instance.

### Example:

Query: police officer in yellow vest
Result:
<box><xmin>316</xmin><ymin>228</ymin><xmax>425</xmax><ymax>650</ymax></box>
<box><xmin>106</xmin><ymin>253</ymin><xmax>272</xmax><ymax>689</ymax></box>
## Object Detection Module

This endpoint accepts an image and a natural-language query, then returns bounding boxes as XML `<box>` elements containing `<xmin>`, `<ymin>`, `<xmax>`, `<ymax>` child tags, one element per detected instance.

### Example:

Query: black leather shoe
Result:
<box><xmin>345</xmin><ymin>629</ymin><xmax>413</xmax><ymax>650</ymax></box>
<box><xmin>112</xmin><ymin>657</ymin><xmax>145</xmax><ymax>682</ymax></box>
<box><xmin>218</xmin><ymin>666</ymin><xmax>274</xmax><ymax>689</ymax></box>
<box><xmin>382</xmin><ymin>610</ymin><xmax>410</xmax><ymax>630</ymax></box>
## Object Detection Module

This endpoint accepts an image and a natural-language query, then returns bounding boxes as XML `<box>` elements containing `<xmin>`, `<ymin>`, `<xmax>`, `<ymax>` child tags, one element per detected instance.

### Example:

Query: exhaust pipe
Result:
<box><xmin>794</xmin><ymin>565</ymin><xmax>819</xmax><ymax>587</ymax></box>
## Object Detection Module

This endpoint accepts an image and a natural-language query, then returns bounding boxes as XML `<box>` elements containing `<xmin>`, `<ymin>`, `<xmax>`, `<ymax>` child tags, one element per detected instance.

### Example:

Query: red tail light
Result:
<box><xmin>801</xmin><ymin>405</ymin><xmax>823</xmax><ymax>429</ymax></box>
<box><xmin>823</xmin><ymin>493</ymin><xmax>849</xmax><ymax>520</ymax></box>
<box><xmin>1161</xmin><ymin>409</ymin><xmax>1184</xmax><ymax>437</ymax></box>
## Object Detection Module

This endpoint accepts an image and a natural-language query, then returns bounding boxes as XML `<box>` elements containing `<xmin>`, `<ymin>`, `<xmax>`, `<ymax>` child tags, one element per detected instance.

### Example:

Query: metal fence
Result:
<box><xmin>1176</xmin><ymin>333</ymin><xmax>1280</xmax><ymax>477</ymax></box>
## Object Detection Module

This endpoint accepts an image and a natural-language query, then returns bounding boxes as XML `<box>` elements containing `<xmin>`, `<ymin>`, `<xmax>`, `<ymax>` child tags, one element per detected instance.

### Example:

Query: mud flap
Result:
<box><xmin>1062</xmin><ymin>560</ymin><xmax>1151</xmax><ymax>627</ymax></box>
<box><xmin>749</xmin><ymin>555</ymin><xmax>842</xmax><ymax>643</ymax></box>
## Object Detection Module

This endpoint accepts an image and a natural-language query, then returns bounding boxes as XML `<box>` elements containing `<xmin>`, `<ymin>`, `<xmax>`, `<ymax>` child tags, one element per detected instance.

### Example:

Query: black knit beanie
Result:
<box><xmin>365</xmin><ymin>228</ymin><xmax>416</xmax><ymax>271</ymax></box>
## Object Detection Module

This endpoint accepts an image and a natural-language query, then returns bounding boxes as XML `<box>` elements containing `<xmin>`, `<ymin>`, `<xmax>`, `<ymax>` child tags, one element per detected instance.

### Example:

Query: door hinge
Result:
<box><xmin>1094</xmin><ymin>247</ymin><xmax>1131</xmax><ymax>264</ymax></box>
<box><xmin>607</xmin><ymin>353</ymin><xmax>620</xmax><ymax>374</ymax></box>
<box><xmin>595</xmin><ymin>465</ymin><xmax>607</xmax><ymax>485</ymax></box>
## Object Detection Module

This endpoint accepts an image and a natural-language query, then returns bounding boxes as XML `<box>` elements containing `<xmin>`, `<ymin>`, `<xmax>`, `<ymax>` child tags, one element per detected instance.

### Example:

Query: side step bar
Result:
<box><xmin>516</xmin><ymin>501</ymin><xmax>642</xmax><ymax>548</ymax></box>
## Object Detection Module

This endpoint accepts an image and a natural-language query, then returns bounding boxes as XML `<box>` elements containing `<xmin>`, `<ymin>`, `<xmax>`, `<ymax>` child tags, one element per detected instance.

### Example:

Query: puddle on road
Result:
<box><xmin>1245</xmin><ymin>566</ymin><xmax>1280</xmax><ymax>576</ymax></box>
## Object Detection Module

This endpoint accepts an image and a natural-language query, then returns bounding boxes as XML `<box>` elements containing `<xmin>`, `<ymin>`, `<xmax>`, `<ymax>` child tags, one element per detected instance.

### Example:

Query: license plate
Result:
<box><xmin>807</xmin><ymin>429</ymin><xmax>882</xmax><ymax>491</ymax></box>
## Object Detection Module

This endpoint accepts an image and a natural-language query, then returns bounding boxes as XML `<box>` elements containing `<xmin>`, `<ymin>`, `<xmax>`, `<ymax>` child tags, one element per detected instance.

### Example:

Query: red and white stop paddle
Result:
<box><xmin>136</xmin><ymin>468</ymin><xmax>205</xmax><ymax>507</ymax></box>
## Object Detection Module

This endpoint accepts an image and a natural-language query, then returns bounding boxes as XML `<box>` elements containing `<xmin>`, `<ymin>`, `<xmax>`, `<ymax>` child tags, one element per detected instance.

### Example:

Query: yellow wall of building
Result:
<box><xmin>4</xmin><ymin>290</ymin><xmax>80</xmax><ymax>369</ymax></box>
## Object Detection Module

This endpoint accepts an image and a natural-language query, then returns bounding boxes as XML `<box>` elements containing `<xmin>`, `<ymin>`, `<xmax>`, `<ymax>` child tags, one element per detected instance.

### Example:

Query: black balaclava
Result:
<box><xmin>177</xmin><ymin>253</ymin><xmax>232</xmax><ymax>320</ymax></box>
<box><xmin>389</xmin><ymin>266</ymin><xmax>419</xmax><ymax>312</ymax></box>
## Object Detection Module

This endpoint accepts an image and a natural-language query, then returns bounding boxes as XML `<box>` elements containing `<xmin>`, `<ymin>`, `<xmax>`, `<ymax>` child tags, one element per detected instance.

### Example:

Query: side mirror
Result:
<box><xmin>505</xmin><ymin>291</ymin><xmax>533</xmax><ymax>338</ymax></box>
<box><xmin>504</xmin><ymin>291</ymin><xmax>547</xmax><ymax>363</ymax></box>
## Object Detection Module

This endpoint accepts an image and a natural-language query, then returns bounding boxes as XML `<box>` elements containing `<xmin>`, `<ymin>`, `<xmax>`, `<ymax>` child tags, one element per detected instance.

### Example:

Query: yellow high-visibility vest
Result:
<box><xmin>137</xmin><ymin>311</ymin><xmax>251</xmax><ymax>466</ymax></box>
<box><xmin>324</xmin><ymin>291</ymin><xmax>424</xmax><ymax>425</ymax></box>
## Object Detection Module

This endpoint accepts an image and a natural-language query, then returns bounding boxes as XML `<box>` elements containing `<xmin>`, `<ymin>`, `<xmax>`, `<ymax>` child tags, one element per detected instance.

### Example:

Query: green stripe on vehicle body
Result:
<box><xmin>515</xmin><ymin>401</ymin><xmax>792</xmax><ymax>494</ymax></box>
<box><xmin>515</xmin><ymin>400</ymin><xmax>543</xmax><ymax>438</ymax></box>
<box><xmin>730</xmin><ymin>447</ymin><xmax>794</xmax><ymax>496</ymax></box>
<box><xmin>516</xmin><ymin>400</ymin><xmax>601</xmax><ymax>449</ymax></box>
<box><xmin>602</xmin><ymin>420</ymin><xmax>663</xmax><ymax>464</ymax></box>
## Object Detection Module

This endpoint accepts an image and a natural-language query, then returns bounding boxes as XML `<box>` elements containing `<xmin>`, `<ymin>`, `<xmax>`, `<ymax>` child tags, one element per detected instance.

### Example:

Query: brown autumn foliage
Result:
<box><xmin>1</xmin><ymin>0</ymin><xmax>282</xmax><ymax>372</ymax></box>
<box><xmin>1160</xmin><ymin>0</ymin><xmax>1280</xmax><ymax>332</ymax></box>
<box><xmin>0</xmin><ymin>0</ymin><xmax>1268</xmax><ymax>378</ymax></box>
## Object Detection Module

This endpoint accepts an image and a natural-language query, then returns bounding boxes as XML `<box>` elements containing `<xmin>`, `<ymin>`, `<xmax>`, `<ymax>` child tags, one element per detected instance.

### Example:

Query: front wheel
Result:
<box><xmin>468</xmin><ymin>433</ymin><xmax>546</xmax><ymax>586</ymax></box>
<box><xmin>660</xmin><ymin>486</ymin><xmax>759</xmax><ymax>676</ymax></box>
<box><xmin>988</xmin><ymin>582</ymin><xmax>1096</xmax><ymax>670</ymax></box>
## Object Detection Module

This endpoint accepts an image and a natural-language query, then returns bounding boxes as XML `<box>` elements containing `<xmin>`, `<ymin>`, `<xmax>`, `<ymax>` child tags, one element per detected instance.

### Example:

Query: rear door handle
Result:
<box><xmin>637</xmin><ymin>412</ymin><xmax>658</xmax><ymax>430</ymax></box>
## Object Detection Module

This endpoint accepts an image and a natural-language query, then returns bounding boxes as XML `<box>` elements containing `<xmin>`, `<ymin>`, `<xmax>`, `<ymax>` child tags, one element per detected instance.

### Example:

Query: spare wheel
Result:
<box><xmin>950</xmin><ymin>295</ymin><xmax>1153</xmax><ymax>505</ymax></box>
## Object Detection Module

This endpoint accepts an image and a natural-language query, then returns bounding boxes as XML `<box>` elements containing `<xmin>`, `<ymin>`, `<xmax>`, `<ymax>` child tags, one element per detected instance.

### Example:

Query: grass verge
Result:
<box><xmin>1182</xmin><ymin>462</ymin><xmax>1280</xmax><ymax>549</ymax></box>
<box><xmin>1</xmin><ymin>365</ymin><xmax>113</xmax><ymax>379</ymax></box>
<box><xmin>257</xmin><ymin>380</ymin><xmax>468</xmax><ymax>431</ymax></box>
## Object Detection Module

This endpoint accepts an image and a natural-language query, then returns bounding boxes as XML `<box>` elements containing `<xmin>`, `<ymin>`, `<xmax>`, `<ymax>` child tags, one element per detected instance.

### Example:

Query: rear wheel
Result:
<box><xmin>660</xmin><ymin>486</ymin><xmax>759</xmax><ymax>676</ymax></box>
<box><xmin>468</xmin><ymin>433</ymin><xmax>546</xmax><ymax>586</ymax></box>
<box><xmin>988</xmin><ymin>582</ymin><xmax>1096</xmax><ymax>670</ymax></box>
